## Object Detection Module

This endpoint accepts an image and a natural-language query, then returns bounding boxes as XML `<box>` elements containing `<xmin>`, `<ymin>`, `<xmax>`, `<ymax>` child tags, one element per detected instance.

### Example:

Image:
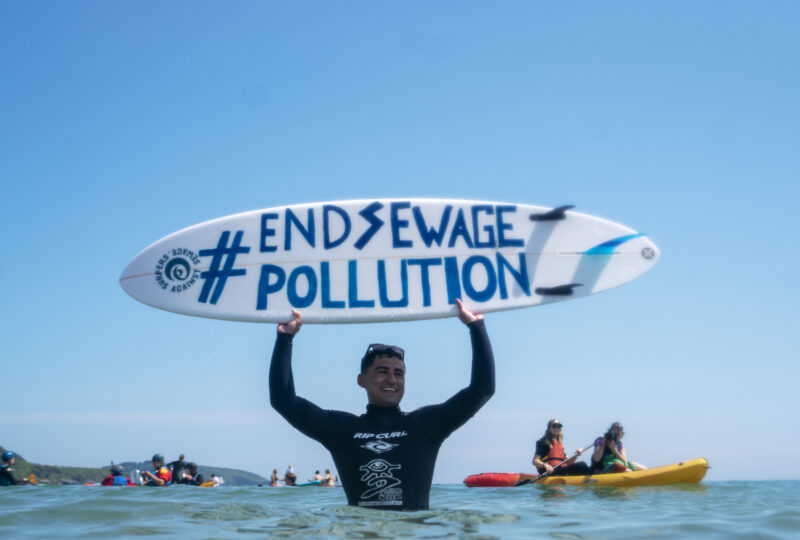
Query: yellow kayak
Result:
<box><xmin>538</xmin><ymin>458</ymin><xmax>709</xmax><ymax>487</ymax></box>
<box><xmin>464</xmin><ymin>458</ymin><xmax>709</xmax><ymax>488</ymax></box>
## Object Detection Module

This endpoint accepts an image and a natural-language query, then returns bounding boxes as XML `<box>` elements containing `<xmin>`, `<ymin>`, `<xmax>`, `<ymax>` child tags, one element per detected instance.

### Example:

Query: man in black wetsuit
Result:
<box><xmin>269</xmin><ymin>299</ymin><xmax>495</xmax><ymax>510</ymax></box>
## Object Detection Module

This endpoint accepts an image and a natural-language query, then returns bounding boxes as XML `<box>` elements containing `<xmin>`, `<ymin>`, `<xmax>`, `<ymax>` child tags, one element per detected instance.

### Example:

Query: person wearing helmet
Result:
<box><xmin>173</xmin><ymin>462</ymin><xmax>205</xmax><ymax>486</ymax></box>
<box><xmin>141</xmin><ymin>454</ymin><xmax>172</xmax><ymax>486</ymax></box>
<box><xmin>1</xmin><ymin>451</ymin><xmax>30</xmax><ymax>486</ymax></box>
<box><xmin>184</xmin><ymin>463</ymin><xmax>205</xmax><ymax>486</ymax></box>
<box><xmin>100</xmin><ymin>464</ymin><xmax>134</xmax><ymax>486</ymax></box>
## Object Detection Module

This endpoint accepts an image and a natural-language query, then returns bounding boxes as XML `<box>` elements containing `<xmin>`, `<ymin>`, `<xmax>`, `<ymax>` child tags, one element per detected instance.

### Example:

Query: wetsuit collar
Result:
<box><xmin>365</xmin><ymin>404</ymin><xmax>402</xmax><ymax>415</ymax></box>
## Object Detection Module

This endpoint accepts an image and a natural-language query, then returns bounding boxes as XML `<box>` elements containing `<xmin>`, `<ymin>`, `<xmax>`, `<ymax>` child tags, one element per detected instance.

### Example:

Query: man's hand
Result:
<box><xmin>455</xmin><ymin>298</ymin><xmax>483</xmax><ymax>325</ymax></box>
<box><xmin>278</xmin><ymin>310</ymin><xmax>302</xmax><ymax>335</ymax></box>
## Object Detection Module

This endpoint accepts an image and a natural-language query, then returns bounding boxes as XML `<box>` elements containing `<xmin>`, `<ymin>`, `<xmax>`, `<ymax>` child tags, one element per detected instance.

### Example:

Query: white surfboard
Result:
<box><xmin>119</xmin><ymin>199</ymin><xmax>659</xmax><ymax>323</ymax></box>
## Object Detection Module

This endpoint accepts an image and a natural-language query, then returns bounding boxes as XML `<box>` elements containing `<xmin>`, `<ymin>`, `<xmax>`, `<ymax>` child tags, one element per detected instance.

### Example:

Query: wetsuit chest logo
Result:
<box><xmin>358</xmin><ymin>459</ymin><xmax>403</xmax><ymax>505</ymax></box>
<box><xmin>361</xmin><ymin>440</ymin><xmax>398</xmax><ymax>454</ymax></box>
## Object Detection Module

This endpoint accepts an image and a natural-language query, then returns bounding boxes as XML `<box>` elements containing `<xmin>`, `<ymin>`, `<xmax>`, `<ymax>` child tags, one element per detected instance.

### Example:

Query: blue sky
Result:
<box><xmin>2</xmin><ymin>1</ymin><xmax>798</xmax><ymax>482</ymax></box>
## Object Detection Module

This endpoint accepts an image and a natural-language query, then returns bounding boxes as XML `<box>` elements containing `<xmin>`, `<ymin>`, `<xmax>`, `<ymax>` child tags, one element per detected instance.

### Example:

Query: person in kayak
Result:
<box><xmin>269</xmin><ymin>299</ymin><xmax>494</xmax><ymax>511</ymax></box>
<box><xmin>101</xmin><ymin>465</ymin><xmax>134</xmax><ymax>486</ymax></box>
<box><xmin>0</xmin><ymin>451</ymin><xmax>31</xmax><ymax>486</ymax></box>
<box><xmin>141</xmin><ymin>454</ymin><xmax>172</xmax><ymax>486</ymax></box>
<box><xmin>180</xmin><ymin>463</ymin><xmax>205</xmax><ymax>485</ymax></box>
<box><xmin>590</xmin><ymin>422</ymin><xmax>648</xmax><ymax>473</ymax></box>
<box><xmin>532</xmin><ymin>419</ymin><xmax>590</xmax><ymax>476</ymax></box>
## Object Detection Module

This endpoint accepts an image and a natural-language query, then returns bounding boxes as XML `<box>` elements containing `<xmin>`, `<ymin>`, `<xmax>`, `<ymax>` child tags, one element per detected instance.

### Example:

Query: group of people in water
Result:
<box><xmin>100</xmin><ymin>453</ymin><xmax>220</xmax><ymax>487</ymax></box>
<box><xmin>131</xmin><ymin>453</ymin><xmax>214</xmax><ymax>487</ymax></box>
<box><xmin>268</xmin><ymin>465</ymin><xmax>337</xmax><ymax>487</ymax></box>
<box><xmin>532</xmin><ymin>419</ymin><xmax>647</xmax><ymax>477</ymax></box>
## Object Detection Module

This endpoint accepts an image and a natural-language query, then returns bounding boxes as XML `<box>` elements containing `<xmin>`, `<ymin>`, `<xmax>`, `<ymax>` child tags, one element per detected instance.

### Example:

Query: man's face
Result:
<box><xmin>357</xmin><ymin>355</ymin><xmax>405</xmax><ymax>408</ymax></box>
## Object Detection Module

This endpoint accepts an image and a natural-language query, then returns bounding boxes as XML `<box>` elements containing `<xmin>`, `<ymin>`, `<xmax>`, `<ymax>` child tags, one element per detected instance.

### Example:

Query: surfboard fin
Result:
<box><xmin>529</xmin><ymin>205</ymin><xmax>575</xmax><ymax>221</ymax></box>
<box><xmin>535</xmin><ymin>283</ymin><xmax>582</xmax><ymax>296</ymax></box>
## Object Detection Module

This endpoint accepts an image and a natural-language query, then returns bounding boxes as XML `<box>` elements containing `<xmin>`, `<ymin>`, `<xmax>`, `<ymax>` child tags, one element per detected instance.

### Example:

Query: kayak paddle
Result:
<box><xmin>518</xmin><ymin>442</ymin><xmax>594</xmax><ymax>485</ymax></box>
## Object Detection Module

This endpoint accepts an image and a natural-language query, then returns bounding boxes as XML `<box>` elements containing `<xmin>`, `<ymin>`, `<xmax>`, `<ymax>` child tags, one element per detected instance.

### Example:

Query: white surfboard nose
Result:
<box><xmin>118</xmin><ymin>253</ymin><xmax>154</xmax><ymax>307</ymax></box>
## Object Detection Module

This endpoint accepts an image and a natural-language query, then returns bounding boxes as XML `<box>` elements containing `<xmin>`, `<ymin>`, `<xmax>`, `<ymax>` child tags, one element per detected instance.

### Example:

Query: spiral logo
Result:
<box><xmin>154</xmin><ymin>248</ymin><xmax>201</xmax><ymax>293</ymax></box>
<box><xmin>165</xmin><ymin>258</ymin><xmax>191</xmax><ymax>281</ymax></box>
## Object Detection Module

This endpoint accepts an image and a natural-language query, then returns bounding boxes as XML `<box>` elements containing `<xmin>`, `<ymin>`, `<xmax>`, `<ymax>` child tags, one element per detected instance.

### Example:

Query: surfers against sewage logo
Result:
<box><xmin>154</xmin><ymin>248</ymin><xmax>202</xmax><ymax>293</ymax></box>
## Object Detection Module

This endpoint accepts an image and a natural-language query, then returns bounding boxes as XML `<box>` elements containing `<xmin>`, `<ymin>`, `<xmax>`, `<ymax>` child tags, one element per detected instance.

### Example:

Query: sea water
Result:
<box><xmin>1</xmin><ymin>481</ymin><xmax>798</xmax><ymax>539</ymax></box>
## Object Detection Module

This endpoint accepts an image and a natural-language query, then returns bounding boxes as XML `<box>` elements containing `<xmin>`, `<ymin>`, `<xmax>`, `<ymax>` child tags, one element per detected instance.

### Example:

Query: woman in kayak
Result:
<box><xmin>532</xmin><ymin>419</ymin><xmax>590</xmax><ymax>476</ymax></box>
<box><xmin>591</xmin><ymin>422</ymin><xmax>647</xmax><ymax>473</ymax></box>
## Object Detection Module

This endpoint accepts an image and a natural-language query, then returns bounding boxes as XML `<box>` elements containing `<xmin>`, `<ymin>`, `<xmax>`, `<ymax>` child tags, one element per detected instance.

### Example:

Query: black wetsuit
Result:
<box><xmin>167</xmin><ymin>459</ymin><xmax>186</xmax><ymax>482</ymax></box>
<box><xmin>269</xmin><ymin>319</ymin><xmax>494</xmax><ymax>510</ymax></box>
<box><xmin>0</xmin><ymin>465</ymin><xmax>22</xmax><ymax>486</ymax></box>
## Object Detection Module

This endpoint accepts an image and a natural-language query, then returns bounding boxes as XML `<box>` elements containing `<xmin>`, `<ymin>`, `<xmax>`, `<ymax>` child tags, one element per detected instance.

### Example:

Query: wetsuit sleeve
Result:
<box><xmin>269</xmin><ymin>331</ymin><xmax>336</xmax><ymax>446</ymax></box>
<box><xmin>0</xmin><ymin>468</ymin><xmax>21</xmax><ymax>485</ymax></box>
<box><xmin>413</xmin><ymin>318</ymin><xmax>495</xmax><ymax>440</ymax></box>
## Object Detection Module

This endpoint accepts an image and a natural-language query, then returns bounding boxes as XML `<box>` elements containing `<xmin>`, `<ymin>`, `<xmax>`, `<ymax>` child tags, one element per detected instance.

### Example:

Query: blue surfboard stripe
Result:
<box><xmin>585</xmin><ymin>233</ymin><xmax>646</xmax><ymax>255</ymax></box>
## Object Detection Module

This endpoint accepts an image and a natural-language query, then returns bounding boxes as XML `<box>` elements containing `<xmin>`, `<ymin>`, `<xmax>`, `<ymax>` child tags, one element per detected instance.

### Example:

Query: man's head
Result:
<box><xmin>151</xmin><ymin>453</ymin><xmax>164</xmax><ymax>467</ymax></box>
<box><xmin>358</xmin><ymin>343</ymin><xmax>406</xmax><ymax>408</ymax></box>
<box><xmin>360</xmin><ymin>343</ymin><xmax>405</xmax><ymax>372</ymax></box>
<box><xmin>2</xmin><ymin>451</ymin><xmax>14</xmax><ymax>465</ymax></box>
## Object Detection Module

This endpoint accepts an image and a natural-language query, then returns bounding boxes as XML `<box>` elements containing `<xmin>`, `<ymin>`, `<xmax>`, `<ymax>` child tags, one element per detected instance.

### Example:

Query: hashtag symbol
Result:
<box><xmin>198</xmin><ymin>230</ymin><xmax>251</xmax><ymax>304</ymax></box>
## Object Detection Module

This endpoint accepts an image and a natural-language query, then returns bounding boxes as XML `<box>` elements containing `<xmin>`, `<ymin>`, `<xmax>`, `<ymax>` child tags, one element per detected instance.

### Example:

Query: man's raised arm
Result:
<box><xmin>456</xmin><ymin>298</ymin><xmax>495</xmax><ymax>406</ymax></box>
<box><xmin>414</xmin><ymin>299</ymin><xmax>495</xmax><ymax>439</ymax></box>
<box><xmin>269</xmin><ymin>310</ymin><xmax>333</xmax><ymax>442</ymax></box>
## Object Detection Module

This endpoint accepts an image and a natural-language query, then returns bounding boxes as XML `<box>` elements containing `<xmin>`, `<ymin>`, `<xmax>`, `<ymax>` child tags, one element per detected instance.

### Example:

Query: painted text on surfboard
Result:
<box><xmin>201</xmin><ymin>202</ymin><xmax>529</xmax><ymax>310</ymax></box>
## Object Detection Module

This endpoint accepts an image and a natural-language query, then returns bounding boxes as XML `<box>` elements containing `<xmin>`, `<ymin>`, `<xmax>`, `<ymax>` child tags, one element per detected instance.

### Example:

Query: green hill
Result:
<box><xmin>0</xmin><ymin>446</ymin><xmax>268</xmax><ymax>486</ymax></box>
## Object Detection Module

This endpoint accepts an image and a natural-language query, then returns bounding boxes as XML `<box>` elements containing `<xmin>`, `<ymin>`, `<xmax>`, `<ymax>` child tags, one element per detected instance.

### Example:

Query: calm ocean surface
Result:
<box><xmin>1</xmin><ymin>481</ymin><xmax>798</xmax><ymax>539</ymax></box>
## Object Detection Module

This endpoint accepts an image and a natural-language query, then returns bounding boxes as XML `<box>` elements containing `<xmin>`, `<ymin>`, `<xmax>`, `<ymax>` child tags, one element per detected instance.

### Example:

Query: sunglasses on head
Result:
<box><xmin>365</xmin><ymin>343</ymin><xmax>405</xmax><ymax>360</ymax></box>
<box><xmin>550</xmin><ymin>423</ymin><xmax>563</xmax><ymax>429</ymax></box>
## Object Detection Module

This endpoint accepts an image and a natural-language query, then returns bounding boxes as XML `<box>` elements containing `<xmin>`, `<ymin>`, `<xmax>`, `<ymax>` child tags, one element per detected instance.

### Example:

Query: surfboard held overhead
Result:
<box><xmin>119</xmin><ymin>199</ymin><xmax>659</xmax><ymax>323</ymax></box>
